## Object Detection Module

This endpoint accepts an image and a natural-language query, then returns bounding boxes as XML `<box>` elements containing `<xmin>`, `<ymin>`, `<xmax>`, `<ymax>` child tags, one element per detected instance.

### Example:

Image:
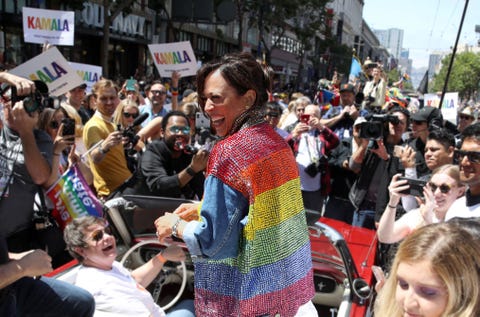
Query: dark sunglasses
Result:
<box><xmin>459</xmin><ymin>115</ymin><xmax>473</xmax><ymax>120</ymax></box>
<box><xmin>454</xmin><ymin>149</ymin><xmax>480</xmax><ymax>164</ymax></box>
<box><xmin>151</xmin><ymin>90</ymin><xmax>167</xmax><ymax>96</ymax></box>
<box><xmin>89</xmin><ymin>225</ymin><xmax>112</xmax><ymax>242</ymax></box>
<box><xmin>169</xmin><ymin>125</ymin><xmax>191</xmax><ymax>134</ymax></box>
<box><xmin>266</xmin><ymin>112</ymin><xmax>279</xmax><ymax>118</ymax></box>
<box><xmin>123</xmin><ymin>112</ymin><xmax>139</xmax><ymax>119</ymax></box>
<box><xmin>428</xmin><ymin>182</ymin><xmax>452</xmax><ymax>194</ymax></box>
<box><xmin>50</xmin><ymin>121</ymin><xmax>60</xmax><ymax>129</ymax></box>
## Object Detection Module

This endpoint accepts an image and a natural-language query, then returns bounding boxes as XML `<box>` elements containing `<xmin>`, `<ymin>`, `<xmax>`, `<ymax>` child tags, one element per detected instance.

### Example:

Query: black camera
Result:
<box><xmin>304</xmin><ymin>162</ymin><xmax>319</xmax><ymax>177</ymax></box>
<box><xmin>117</xmin><ymin>124</ymin><xmax>140</xmax><ymax>156</ymax></box>
<box><xmin>304</xmin><ymin>156</ymin><xmax>328</xmax><ymax>178</ymax></box>
<box><xmin>359</xmin><ymin>114</ymin><xmax>400</xmax><ymax>140</ymax></box>
<box><xmin>9</xmin><ymin>80</ymin><xmax>52</xmax><ymax>114</ymax></box>
<box><xmin>398</xmin><ymin>177</ymin><xmax>427</xmax><ymax>197</ymax></box>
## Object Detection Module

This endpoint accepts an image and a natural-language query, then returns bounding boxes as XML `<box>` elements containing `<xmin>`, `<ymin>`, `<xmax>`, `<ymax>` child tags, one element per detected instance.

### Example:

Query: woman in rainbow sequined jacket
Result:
<box><xmin>155</xmin><ymin>52</ymin><xmax>316</xmax><ymax>316</ymax></box>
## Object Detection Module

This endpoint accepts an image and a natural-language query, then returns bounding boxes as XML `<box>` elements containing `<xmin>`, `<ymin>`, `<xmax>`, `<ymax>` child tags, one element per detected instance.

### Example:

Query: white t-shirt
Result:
<box><xmin>399</xmin><ymin>207</ymin><xmax>442</xmax><ymax>233</ymax></box>
<box><xmin>75</xmin><ymin>261</ymin><xmax>166</xmax><ymax>317</ymax></box>
<box><xmin>296</xmin><ymin>132</ymin><xmax>321</xmax><ymax>191</ymax></box>
<box><xmin>445</xmin><ymin>196</ymin><xmax>480</xmax><ymax>220</ymax></box>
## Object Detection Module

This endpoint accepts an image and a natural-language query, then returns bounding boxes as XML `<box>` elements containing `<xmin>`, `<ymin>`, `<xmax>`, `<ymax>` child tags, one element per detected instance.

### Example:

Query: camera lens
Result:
<box><xmin>23</xmin><ymin>96</ymin><xmax>39</xmax><ymax>114</ymax></box>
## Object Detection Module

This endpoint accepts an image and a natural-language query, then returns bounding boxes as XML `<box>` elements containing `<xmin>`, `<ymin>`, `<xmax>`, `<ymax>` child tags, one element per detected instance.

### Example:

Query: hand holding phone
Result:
<box><xmin>398</xmin><ymin>176</ymin><xmax>426</xmax><ymax>197</ymax></box>
<box><xmin>393</xmin><ymin>145</ymin><xmax>404</xmax><ymax>158</ymax></box>
<box><xmin>61</xmin><ymin>118</ymin><xmax>75</xmax><ymax>137</ymax></box>
<box><xmin>300</xmin><ymin>114</ymin><xmax>310</xmax><ymax>124</ymax></box>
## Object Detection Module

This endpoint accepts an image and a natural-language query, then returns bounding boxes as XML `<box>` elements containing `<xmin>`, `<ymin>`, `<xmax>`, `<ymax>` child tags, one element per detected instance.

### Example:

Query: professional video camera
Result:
<box><xmin>118</xmin><ymin>112</ymin><xmax>148</xmax><ymax>156</ymax></box>
<box><xmin>359</xmin><ymin>114</ymin><xmax>400</xmax><ymax>140</ymax></box>
<box><xmin>0</xmin><ymin>80</ymin><xmax>53</xmax><ymax>114</ymax></box>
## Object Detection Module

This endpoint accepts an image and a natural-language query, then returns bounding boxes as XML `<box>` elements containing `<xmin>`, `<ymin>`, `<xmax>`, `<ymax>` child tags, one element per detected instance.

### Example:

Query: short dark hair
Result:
<box><xmin>388</xmin><ymin>105</ymin><xmax>410</xmax><ymax>119</ymax></box>
<box><xmin>196</xmin><ymin>52</ymin><xmax>272</xmax><ymax>111</ymax></box>
<box><xmin>144</xmin><ymin>80</ymin><xmax>163</xmax><ymax>92</ymax></box>
<box><xmin>264</xmin><ymin>101</ymin><xmax>282</xmax><ymax>114</ymax></box>
<box><xmin>461</xmin><ymin>122</ymin><xmax>480</xmax><ymax>143</ymax></box>
<box><xmin>161</xmin><ymin>110</ymin><xmax>189</xmax><ymax>132</ymax></box>
<box><xmin>427</xmin><ymin>128</ymin><xmax>455</xmax><ymax>149</ymax></box>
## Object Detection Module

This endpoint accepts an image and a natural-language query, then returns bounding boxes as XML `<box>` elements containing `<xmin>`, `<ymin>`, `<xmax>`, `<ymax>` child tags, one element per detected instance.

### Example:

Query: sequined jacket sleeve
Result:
<box><xmin>183</xmin><ymin>175</ymin><xmax>248</xmax><ymax>260</ymax></box>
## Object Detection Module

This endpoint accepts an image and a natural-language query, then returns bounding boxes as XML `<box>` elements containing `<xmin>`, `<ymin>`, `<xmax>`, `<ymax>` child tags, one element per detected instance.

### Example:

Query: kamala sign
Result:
<box><xmin>70</xmin><ymin>62</ymin><xmax>102</xmax><ymax>93</ymax></box>
<box><xmin>148</xmin><ymin>41</ymin><xmax>198</xmax><ymax>78</ymax></box>
<box><xmin>10</xmin><ymin>47</ymin><xmax>84</xmax><ymax>96</ymax></box>
<box><xmin>22</xmin><ymin>7</ymin><xmax>75</xmax><ymax>46</ymax></box>
<box><xmin>424</xmin><ymin>92</ymin><xmax>459</xmax><ymax>125</ymax></box>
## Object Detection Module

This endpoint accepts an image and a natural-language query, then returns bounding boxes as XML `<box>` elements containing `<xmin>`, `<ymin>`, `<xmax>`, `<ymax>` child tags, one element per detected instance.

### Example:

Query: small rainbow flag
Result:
<box><xmin>46</xmin><ymin>164</ymin><xmax>103</xmax><ymax>229</ymax></box>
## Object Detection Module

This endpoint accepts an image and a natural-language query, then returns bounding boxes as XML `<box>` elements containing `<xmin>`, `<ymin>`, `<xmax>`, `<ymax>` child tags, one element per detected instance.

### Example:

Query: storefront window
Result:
<box><xmin>3</xmin><ymin>33</ymin><xmax>23</xmax><ymax>68</ymax></box>
<box><xmin>5</xmin><ymin>0</ymin><xmax>14</xmax><ymax>13</ymax></box>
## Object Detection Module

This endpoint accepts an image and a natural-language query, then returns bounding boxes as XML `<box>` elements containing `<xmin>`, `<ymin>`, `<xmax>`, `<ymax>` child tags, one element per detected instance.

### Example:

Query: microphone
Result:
<box><xmin>132</xmin><ymin>113</ymin><xmax>149</xmax><ymax>127</ymax></box>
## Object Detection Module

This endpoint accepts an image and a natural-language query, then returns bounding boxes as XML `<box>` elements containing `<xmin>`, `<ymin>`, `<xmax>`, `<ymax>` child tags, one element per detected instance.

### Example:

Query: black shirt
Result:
<box><xmin>124</xmin><ymin>140</ymin><xmax>204</xmax><ymax>200</ymax></box>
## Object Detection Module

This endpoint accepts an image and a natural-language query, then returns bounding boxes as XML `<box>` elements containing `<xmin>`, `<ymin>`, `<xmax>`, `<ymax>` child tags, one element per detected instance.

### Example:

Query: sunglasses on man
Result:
<box><xmin>151</xmin><ymin>90</ymin><xmax>167</xmax><ymax>96</ymax></box>
<box><xmin>454</xmin><ymin>149</ymin><xmax>480</xmax><ymax>164</ymax></box>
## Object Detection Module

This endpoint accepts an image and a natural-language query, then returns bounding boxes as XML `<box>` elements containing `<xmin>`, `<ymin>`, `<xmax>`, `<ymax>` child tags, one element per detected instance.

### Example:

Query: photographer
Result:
<box><xmin>287</xmin><ymin>104</ymin><xmax>339</xmax><ymax>212</ymax></box>
<box><xmin>123</xmin><ymin>111</ymin><xmax>207</xmax><ymax>200</ymax></box>
<box><xmin>348</xmin><ymin>106</ymin><xmax>410</xmax><ymax>229</ymax></box>
<box><xmin>362</xmin><ymin>66</ymin><xmax>387</xmax><ymax>110</ymax></box>
<box><xmin>0</xmin><ymin>72</ymin><xmax>95</xmax><ymax>316</ymax></box>
<box><xmin>82</xmin><ymin>79</ymin><xmax>132</xmax><ymax>200</ymax></box>
<box><xmin>112</xmin><ymin>99</ymin><xmax>146</xmax><ymax>173</ymax></box>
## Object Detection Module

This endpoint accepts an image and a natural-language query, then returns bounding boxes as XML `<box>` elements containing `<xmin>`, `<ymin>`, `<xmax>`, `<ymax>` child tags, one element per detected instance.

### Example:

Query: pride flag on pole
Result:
<box><xmin>46</xmin><ymin>164</ymin><xmax>103</xmax><ymax>229</ymax></box>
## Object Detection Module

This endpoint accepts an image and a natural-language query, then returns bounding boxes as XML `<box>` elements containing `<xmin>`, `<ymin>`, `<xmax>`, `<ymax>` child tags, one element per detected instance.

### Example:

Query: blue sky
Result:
<box><xmin>363</xmin><ymin>0</ymin><xmax>480</xmax><ymax>69</ymax></box>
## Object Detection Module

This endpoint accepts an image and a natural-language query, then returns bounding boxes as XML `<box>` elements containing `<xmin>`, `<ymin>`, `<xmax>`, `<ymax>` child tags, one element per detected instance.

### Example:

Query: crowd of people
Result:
<box><xmin>1</xmin><ymin>50</ymin><xmax>480</xmax><ymax>316</ymax></box>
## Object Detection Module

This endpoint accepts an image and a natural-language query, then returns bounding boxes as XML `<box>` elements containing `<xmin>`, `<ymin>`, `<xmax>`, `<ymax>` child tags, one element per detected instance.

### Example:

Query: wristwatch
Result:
<box><xmin>98</xmin><ymin>143</ymin><xmax>109</xmax><ymax>155</ymax></box>
<box><xmin>186</xmin><ymin>166</ymin><xmax>196</xmax><ymax>177</ymax></box>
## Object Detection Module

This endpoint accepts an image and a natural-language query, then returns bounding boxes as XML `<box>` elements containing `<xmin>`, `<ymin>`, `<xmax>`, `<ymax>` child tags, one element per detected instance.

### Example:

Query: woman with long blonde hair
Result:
<box><xmin>375</xmin><ymin>221</ymin><xmax>480</xmax><ymax>317</ymax></box>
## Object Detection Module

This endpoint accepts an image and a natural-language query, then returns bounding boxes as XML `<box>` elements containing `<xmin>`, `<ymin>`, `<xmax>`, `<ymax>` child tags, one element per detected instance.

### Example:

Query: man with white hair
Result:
<box><xmin>287</xmin><ymin>104</ymin><xmax>339</xmax><ymax>212</ymax></box>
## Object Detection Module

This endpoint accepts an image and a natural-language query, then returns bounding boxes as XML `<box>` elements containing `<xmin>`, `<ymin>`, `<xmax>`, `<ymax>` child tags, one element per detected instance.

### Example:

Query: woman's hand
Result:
<box><xmin>388</xmin><ymin>174</ymin><xmax>409</xmax><ymax>206</ymax></box>
<box><xmin>419</xmin><ymin>186</ymin><xmax>436</xmax><ymax>224</ymax></box>
<box><xmin>154</xmin><ymin>212</ymin><xmax>179</xmax><ymax>240</ymax></box>
<box><xmin>53</xmin><ymin>124</ymin><xmax>75</xmax><ymax>154</ymax></box>
<box><xmin>174</xmin><ymin>202</ymin><xmax>200</xmax><ymax>221</ymax></box>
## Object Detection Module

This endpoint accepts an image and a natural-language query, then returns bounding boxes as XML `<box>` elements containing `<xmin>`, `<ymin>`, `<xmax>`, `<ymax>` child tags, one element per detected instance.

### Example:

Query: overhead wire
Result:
<box><xmin>426</xmin><ymin>0</ymin><xmax>442</xmax><ymax>52</ymax></box>
<box><xmin>439</xmin><ymin>0</ymin><xmax>461</xmax><ymax>40</ymax></box>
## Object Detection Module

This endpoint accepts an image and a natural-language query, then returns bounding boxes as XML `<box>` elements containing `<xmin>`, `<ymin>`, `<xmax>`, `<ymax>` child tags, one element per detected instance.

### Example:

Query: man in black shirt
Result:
<box><xmin>125</xmin><ymin>111</ymin><xmax>208</xmax><ymax>199</ymax></box>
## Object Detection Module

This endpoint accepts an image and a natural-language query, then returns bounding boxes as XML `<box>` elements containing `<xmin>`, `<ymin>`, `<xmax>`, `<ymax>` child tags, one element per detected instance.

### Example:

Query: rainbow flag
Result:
<box><xmin>46</xmin><ymin>164</ymin><xmax>103</xmax><ymax>229</ymax></box>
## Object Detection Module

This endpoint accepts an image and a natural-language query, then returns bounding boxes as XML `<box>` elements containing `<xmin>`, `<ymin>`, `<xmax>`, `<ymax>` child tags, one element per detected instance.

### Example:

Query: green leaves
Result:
<box><xmin>432</xmin><ymin>51</ymin><xmax>480</xmax><ymax>99</ymax></box>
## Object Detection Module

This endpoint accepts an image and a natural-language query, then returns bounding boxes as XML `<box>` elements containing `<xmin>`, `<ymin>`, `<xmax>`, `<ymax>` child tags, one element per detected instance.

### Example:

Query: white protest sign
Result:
<box><xmin>424</xmin><ymin>92</ymin><xmax>459</xmax><ymax>125</ymax></box>
<box><xmin>148</xmin><ymin>41</ymin><xmax>198</xmax><ymax>77</ymax></box>
<box><xmin>69</xmin><ymin>62</ymin><xmax>102</xmax><ymax>93</ymax></box>
<box><xmin>9</xmin><ymin>47</ymin><xmax>84</xmax><ymax>96</ymax></box>
<box><xmin>22</xmin><ymin>7</ymin><xmax>75</xmax><ymax>46</ymax></box>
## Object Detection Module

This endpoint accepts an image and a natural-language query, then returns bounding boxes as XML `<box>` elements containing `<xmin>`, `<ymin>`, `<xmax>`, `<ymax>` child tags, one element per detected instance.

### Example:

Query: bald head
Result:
<box><xmin>305</xmin><ymin>104</ymin><xmax>321</xmax><ymax>119</ymax></box>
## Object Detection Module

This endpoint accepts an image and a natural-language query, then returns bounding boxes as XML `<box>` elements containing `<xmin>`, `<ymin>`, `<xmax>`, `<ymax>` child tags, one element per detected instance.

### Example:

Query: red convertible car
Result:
<box><xmin>50</xmin><ymin>195</ymin><xmax>377</xmax><ymax>316</ymax></box>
